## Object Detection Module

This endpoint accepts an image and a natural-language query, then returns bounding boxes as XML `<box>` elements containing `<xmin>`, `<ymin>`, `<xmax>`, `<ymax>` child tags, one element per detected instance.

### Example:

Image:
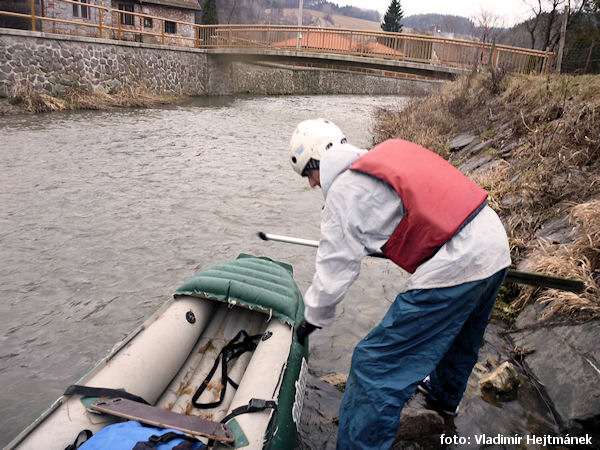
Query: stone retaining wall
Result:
<box><xmin>227</xmin><ymin>62</ymin><xmax>436</xmax><ymax>97</ymax></box>
<box><xmin>0</xmin><ymin>27</ymin><xmax>439</xmax><ymax>99</ymax></box>
<box><xmin>0</xmin><ymin>28</ymin><xmax>206</xmax><ymax>97</ymax></box>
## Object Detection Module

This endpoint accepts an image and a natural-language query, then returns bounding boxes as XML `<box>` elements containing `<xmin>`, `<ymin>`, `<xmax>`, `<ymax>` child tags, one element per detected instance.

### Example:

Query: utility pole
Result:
<box><xmin>556</xmin><ymin>5</ymin><xmax>569</xmax><ymax>73</ymax></box>
<box><xmin>297</xmin><ymin>0</ymin><xmax>303</xmax><ymax>49</ymax></box>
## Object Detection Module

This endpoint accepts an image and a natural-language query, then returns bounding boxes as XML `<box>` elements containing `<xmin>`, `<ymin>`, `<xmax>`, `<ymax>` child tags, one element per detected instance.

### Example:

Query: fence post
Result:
<box><xmin>487</xmin><ymin>38</ymin><xmax>496</xmax><ymax>69</ymax></box>
<box><xmin>99</xmin><ymin>9</ymin><xmax>103</xmax><ymax>38</ymax></box>
<box><xmin>30</xmin><ymin>0</ymin><xmax>36</xmax><ymax>31</ymax></box>
<box><xmin>541</xmin><ymin>46</ymin><xmax>550</xmax><ymax>73</ymax></box>
<box><xmin>118</xmin><ymin>11</ymin><xmax>122</xmax><ymax>40</ymax></box>
<box><xmin>584</xmin><ymin>40</ymin><xmax>595</xmax><ymax>74</ymax></box>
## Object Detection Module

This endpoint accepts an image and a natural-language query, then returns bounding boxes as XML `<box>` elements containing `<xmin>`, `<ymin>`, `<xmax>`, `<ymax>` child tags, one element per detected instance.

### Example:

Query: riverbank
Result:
<box><xmin>0</xmin><ymin>83</ymin><xmax>179</xmax><ymax>114</ymax></box>
<box><xmin>373</xmin><ymin>71</ymin><xmax>600</xmax><ymax>444</ymax></box>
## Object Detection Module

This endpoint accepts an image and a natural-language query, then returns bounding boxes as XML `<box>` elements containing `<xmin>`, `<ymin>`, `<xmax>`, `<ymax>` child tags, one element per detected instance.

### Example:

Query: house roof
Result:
<box><xmin>139</xmin><ymin>0</ymin><xmax>200</xmax><ymax>11</ymax></box>
<box><xmin>273</xmin><ymin>32</ymin><xmax>403</xmax><ymax>57</ymax></box>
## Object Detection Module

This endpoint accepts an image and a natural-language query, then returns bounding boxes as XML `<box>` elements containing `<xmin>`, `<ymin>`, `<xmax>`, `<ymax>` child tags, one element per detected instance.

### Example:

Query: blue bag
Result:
<box><xmin>79</xmin><ymin>421</ymin><xmax>206</xmax><ymax>449</ymax></box>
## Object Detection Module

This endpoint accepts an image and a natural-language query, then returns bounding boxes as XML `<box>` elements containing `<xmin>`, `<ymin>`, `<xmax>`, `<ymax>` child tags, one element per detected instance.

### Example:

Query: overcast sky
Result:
<box><xmin>334</xmin><ymin>0</ymin><xmax>535</xmax><ymax>26</ymax></box>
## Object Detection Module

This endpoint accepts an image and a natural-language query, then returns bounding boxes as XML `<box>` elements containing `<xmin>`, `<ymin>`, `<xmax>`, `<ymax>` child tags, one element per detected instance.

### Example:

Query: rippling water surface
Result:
<box><xmin>0</xmin><ymin>94</ymin><xmax>410</xmax><ymax>446</ymax></box>
<box><xmin>1</xmin><ymin>94</ymin><xmax>561</xmax><ymax>449</ymax></box>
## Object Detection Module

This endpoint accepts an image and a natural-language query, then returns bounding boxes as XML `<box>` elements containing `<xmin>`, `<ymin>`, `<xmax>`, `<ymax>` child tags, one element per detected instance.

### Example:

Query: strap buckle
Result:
<box><xmin>247</xmin><ymin>398</ymin><xmax>268</xmax><ymax>412</ymax></box>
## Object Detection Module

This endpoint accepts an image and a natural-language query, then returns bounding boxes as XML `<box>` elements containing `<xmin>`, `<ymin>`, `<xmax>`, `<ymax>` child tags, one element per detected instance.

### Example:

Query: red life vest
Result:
<box><xmin>349</xmin><ymin>139</ymin><xmax>487</xmax><ymax>273</ymax></box>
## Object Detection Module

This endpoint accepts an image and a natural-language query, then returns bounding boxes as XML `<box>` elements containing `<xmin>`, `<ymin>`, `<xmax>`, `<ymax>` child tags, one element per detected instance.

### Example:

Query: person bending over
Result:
<box><xmin>289</xmin><ymin>118</ymin><xmax>511</xmax><ymax>449</ymax></box>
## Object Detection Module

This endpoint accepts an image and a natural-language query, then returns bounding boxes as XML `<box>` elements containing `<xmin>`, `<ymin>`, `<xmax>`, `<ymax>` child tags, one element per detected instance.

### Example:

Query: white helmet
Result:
<box><xmin>289</xmin><ymin>119</ymin><xmax>347</xmax><ymax>176</ymax></box>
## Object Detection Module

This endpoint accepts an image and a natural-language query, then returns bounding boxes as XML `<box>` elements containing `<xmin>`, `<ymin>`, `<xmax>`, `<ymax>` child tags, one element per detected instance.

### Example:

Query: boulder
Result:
<box><xmin>295</xmin><ymin>374</ymin><xmax>343</xmax><ymax>450</ymax></box>
<box><xmin>392</xmin><ymin>407</ymin><xmax>446</xmax><ymax>449</ymax></box>
<box><xmin>509</xmin><ymin>305</ymin><xmax>600</xmax><ymax>440</ymax></box>
<box><xmin>449</xmin><ymin>133</ymin><xmax>477</xmax><ymax>152</ymax></box>
<box><xmin>320</xmin><ymin>373</ymin><xmax>348</xmax><ymax>392</ymax></box>
<box><xmin>465</xmin><ymin>139</ymin><xmax>493</xmax><ymax>156</ymax></box>
<box><xmin>458</xmin><ymin>153</ymin><xmax>493</xmax><ymax>174</ymax></box>
<box><xmin>478</xmin><ymin>361</ymin><xmax>521</xmax><ymax>399</ymax></box>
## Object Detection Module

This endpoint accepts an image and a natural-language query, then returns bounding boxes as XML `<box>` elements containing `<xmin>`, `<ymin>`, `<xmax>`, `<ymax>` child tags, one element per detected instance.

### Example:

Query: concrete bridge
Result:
<box><xmin>205</xmin><ymin>47</ymin><xmax>465</xmax><ymax>81</ymax></box>
<box><xmin>0</xmin><ymin>1</ymin><xmax>554</xmax><ymax>82</ymax></box>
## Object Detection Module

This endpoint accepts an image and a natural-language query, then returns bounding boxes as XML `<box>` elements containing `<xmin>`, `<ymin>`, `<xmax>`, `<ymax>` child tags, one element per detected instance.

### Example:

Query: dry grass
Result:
<box><xmin>8</xmin><ymin>81</ymin><xmax>176</xmax><ymax>113</ymax></box>
<box><xmin>514</xmin><ymin>200</ymin><xmax>600</xmax><ymax>321</ymax></box>
<box><xmin>374</xmin><ymin>70</ymin><xmax>600</xmax><ymax>322</ymax></box>
<box><xmin>9</xmin><ymin>82</ymin><xmax>67</xmax><ymax>113</ymax></box>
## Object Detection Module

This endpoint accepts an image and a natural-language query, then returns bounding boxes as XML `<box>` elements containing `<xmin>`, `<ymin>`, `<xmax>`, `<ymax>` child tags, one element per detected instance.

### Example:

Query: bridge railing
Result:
<box><xmin>1</xmin><ymin>0</ymin><xmax>553</xmax><ymax>75</ymax></box>
<box><xmin>198</xmin><ymin>25</ymin><xmax>553</xmax><ymax>75</ymax></box>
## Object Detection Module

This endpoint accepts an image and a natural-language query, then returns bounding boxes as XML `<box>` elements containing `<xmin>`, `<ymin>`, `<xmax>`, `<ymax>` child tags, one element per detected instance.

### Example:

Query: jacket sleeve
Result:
<box><xmin>303</xmin><ymin>191</ymin><xmax>367</xmax><ymax>327</ymax></box>
<box><xmin>302</xmin><ymin>173</ymin><xmax>403</xmax><ymax>327</ymax></box>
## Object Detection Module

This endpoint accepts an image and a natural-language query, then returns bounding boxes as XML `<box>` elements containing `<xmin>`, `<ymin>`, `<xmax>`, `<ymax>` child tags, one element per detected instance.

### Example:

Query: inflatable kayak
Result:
<box><xmin>7</xmin><ymin>254</ymin><xmax>308</xmax><ymax>450</ymax></box>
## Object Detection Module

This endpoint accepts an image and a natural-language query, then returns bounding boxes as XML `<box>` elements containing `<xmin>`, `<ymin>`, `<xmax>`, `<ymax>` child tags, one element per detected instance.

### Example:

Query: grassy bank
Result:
<box><xmin>2</xmin><ymin>82</ymin><xmax>178</xmax><ymax>114</ymax></box>
<box><xmin>374</xmin><ymin>72</ymin><xmax>600</xmax><ymax>323</ymax></box>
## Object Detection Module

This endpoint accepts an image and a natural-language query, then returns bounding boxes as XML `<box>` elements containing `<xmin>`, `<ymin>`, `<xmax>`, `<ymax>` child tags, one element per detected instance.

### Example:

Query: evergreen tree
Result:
<box><xmin>201</xmin><ymin>0</ymin><xmax>219</xmax><ymax>25</ymax></box>
<box><xmin>381</xmin><ymin>0</ymin><xmax>403</xmax><ymax>33</ymax></box>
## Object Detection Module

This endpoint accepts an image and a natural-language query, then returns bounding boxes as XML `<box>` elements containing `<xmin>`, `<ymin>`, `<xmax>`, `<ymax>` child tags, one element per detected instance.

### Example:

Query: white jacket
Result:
<box><xmin>303</xmin><ymin>143</ymin><xmax>511</xmax><ymax>327</ymax></box>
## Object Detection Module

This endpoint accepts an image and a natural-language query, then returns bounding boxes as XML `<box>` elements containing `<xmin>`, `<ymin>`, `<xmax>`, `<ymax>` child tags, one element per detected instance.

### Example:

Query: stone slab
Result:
<box><xmin>510</xmin><ymin>306</ymin><xmax>600</xmax><ymax>437</ymax></box>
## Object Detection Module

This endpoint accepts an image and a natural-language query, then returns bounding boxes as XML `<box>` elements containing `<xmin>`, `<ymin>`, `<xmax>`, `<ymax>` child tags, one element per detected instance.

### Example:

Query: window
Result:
<box><xmin>119</xmin><ymin>4</ymin><xmax>134</xmax><ymax>26</ymax></box>
<box><xmin>143</xmin><ymin>17</ymin><xmax>153</xmax><ymax>28</ymax></box>
<box><xmin>164</xmin><ymin>21</ymin><xmax>176</xmax><ymax>34</ymax></box>
<box><xmin>72</xmin><ymin>0</ymin><xmax>89</xmax><ymax>19</ymax></box>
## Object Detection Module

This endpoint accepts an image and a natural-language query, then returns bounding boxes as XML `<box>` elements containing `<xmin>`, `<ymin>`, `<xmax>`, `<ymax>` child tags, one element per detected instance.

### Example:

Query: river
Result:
<box><xmin>0</xmin><ymin>94</ymin><xmax>412</xmax><ymax>447</ymax></box>
<box><xmin>1</xmin><ymin>93</ymin><xmax>563</xmax><ymax>450</ymax></box>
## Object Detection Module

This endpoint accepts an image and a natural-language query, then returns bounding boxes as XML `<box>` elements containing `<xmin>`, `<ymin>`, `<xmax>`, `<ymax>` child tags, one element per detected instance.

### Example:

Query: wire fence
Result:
<box><xmin>562</xmin><ymin>39</ymin><xmax>599</xmax><ymax>74</ymax></box>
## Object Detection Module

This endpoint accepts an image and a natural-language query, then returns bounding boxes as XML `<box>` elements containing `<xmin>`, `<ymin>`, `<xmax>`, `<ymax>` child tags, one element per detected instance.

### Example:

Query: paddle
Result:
<box><xmin>257</xmin><ymin>231</ymin><xmax>586</xmax><ymax>293</ymax></box>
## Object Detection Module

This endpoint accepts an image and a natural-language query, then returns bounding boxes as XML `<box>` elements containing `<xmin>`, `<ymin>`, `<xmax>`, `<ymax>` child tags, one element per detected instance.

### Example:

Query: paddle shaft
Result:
<box><xmin>257</xmin><ymin>232</ymin><xmax>585</xmax><ymax>293</ymax></box>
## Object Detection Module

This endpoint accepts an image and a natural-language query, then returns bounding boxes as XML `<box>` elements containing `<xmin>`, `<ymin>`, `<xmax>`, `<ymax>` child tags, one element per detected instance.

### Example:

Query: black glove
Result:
<box><xmin>296</xmin><ymin>319</ymin><xmax>320</xmax><ymax>345</ymax></box>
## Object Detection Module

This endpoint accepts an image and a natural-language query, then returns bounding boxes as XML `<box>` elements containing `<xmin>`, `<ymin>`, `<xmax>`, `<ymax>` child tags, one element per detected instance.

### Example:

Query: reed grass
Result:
<box><xmin>8</xmin><ymin>81</ymin><xmax>176</xmax><ymax>113</ymax></box>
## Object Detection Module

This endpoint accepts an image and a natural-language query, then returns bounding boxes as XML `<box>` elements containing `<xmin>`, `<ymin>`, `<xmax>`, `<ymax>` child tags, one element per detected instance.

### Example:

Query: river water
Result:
<box><xmin>1</xmin><ymin>94</ymin><xmax>560</xmax><ymax>449</ymax></box>
<box><xmin>0</xmin><ymin>94</ymin><xmax>411</xmax><ymax>447</ymax></box>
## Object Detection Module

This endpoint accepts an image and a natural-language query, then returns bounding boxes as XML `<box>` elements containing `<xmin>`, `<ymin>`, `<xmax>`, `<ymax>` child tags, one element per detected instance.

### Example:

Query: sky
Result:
<box><xmin>334</xmin><ymin>0</ymin><xmax>535</xmax><ymax>26</ymax></box>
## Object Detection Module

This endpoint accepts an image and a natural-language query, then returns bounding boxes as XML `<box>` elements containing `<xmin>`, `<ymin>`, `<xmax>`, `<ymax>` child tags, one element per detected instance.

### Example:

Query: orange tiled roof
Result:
<box><xmin>273</xmin><ymin>31</ymin><xmax>403</xmax><ymax>57</ymax></box>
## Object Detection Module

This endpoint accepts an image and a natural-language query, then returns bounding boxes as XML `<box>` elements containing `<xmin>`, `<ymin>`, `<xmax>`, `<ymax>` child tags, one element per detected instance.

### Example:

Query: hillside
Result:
<box><xmin>277</xmin><ymin>8</ymin><xmax>381</xmax><ymax>31</ymax></box>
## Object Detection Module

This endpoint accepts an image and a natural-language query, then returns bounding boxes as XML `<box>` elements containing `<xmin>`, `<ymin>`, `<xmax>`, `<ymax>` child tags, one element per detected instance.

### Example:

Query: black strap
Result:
<box><xmin>64</xmin><ymin>429</ymin><xmax>93</xmax><ymax>450</ymax></box>
<box><xmin>191</xmin><ymin>330</ymin><xmax>262</xmax><ymax>409</ymax></box>
<box><xmin>64</xmin><ymin>385</ymin><xmax>150</xmax><ymax>405</ymax></box>
<box><xmin>208</xmin><ymin>398</ymin><xmax>278</xmax><ymax>449</ymax></box>
<box><xmin>220</xmin><ymin>398</ymin><xmax>277</xmax><ymax>424</ymax></box>
<box><xmin>132</xmin><ymin>430</ymin><xmax>206</xmax><ymax>450</ymax></box>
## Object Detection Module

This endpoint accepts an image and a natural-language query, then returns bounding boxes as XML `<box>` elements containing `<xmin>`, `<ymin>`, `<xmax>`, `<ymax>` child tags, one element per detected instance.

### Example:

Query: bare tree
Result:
<box><xmin>523</xmin><ymin>0</ymin><xmax>544</xmax><ymax>48</ymax></box>
<box><xmin>522</xmin><ymin>0</ymin><xmax>592</xmax><ymax>51</ymax></box>
<box><xmin>470</xmin><ymin>6</ymin><xmax>506</xmax><ymax>41</ymax></box>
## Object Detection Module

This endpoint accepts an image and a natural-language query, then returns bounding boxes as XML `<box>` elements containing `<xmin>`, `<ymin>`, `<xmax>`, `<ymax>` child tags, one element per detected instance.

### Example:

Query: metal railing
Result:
<box><xmin>1</xmin><ymin>0</ymin><xmax>554</xmax><ymax>75</ymax></box>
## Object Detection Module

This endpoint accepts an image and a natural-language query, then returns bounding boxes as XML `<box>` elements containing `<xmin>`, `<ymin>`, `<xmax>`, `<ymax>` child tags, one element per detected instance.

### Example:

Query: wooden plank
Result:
<box><xmin>91</xmin><ymin>398</ymin><xmax>235</xmax><ymax>443</ymax></box>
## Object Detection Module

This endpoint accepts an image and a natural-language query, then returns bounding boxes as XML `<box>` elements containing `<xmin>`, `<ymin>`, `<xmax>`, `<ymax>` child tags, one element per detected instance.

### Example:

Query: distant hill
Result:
<box><xmin>215</xmin><ymin>0</ymin><xmax>380</xmax><ymax>27</ymax></box>
<box><xmin>402</xmin><ymin>14</ymin><xmax>477</xmax><ymax>39</ymax></box>
<box><xmin>212</xmin><ymin>1</ymin><xmax>546</xmax><ymax>49</ymax></box>
<box><xmin>279</xmin><ymin>8</ymin><xmax>381</xmax><ymax>31</ymax></box>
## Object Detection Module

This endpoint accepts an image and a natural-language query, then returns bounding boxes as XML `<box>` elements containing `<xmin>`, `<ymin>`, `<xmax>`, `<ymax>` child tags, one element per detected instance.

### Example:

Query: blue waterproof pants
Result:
<box><xmin>337</xmin><ymin>268</ymin><xmax>508</xmax><ymax>450</ymax></box>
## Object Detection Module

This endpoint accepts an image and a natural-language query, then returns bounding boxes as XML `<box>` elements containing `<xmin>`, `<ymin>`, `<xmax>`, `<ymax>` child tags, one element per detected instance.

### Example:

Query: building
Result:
<box><xmin>39</xmin><ymin>0</ymin><xmax>200</xmax><ymax>46</ymax></box>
